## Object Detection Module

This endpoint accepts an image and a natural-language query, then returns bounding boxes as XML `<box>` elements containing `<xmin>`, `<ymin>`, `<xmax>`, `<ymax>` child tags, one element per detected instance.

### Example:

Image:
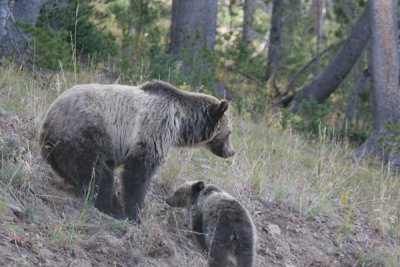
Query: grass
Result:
<box><xmin>51</xmin><ymin>220</ymin><xmax>86</xmax><ymax>244</ymax></box>
<box><xmin>0</xmin><ymin>61</ymin><xmax>399</xmax><ymax>265</ymax></box>
<box><xmin>161</xmin><ymin>114</ymin><xmax>400</xmax><ymax>238</ymax></box>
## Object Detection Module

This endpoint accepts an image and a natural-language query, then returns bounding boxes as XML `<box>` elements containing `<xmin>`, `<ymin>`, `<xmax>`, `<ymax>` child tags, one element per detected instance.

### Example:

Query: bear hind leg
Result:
<box><xmin>233</xmin><ymin>232</ymin><xmax>254</xmax><ymax>267</ymax></box>
<box><xmin>208</xmin><ymin>244</ymin><xmax>229</xmax><ymax>267</ymax></box>
<box><xmin>43</xmin><ymin>139</ymin><xmax>86</xmax><ymax>187</ymax></box>
<box><xmin>235</xmin><ymin>248</ymin><xmax>254</xmax><ymax>267</ymax></box>
<box><xmin>44</xmin><ymin>136</ymin><xmax>121</xmax><ymax>218</ymax></box>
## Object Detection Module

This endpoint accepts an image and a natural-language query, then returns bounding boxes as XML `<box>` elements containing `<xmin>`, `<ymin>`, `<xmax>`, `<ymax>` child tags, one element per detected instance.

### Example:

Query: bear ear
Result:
<box><xmin>192</xmin><ymin>181</ymin><xmax>205</xmax><ymax>192</ymax></box>
<box><xmin>208</xmin><ymin>100</ymin><xmax>229</xmax><ymax>121</ymax></box>
<box><xmin>218</xmin><ymin>100</ymin><xmax>229</xmax><ymax>114</ymax></box>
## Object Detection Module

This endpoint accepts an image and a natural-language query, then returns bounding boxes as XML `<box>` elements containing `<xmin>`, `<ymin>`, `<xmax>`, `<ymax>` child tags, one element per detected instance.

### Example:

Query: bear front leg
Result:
<box><xmin>121</xmin><ymin>153</ymin><xmax>159</xmax><ymax>222</ymax></box>
<box><xmin>93</xmin><ymin>160</ymin><xmax>122</xmax><ymax>219</ymax></box>
<box><xmin>192</xmin><ymin>210</ymin><xmax>207</xmax><ymax>251</ymax></box>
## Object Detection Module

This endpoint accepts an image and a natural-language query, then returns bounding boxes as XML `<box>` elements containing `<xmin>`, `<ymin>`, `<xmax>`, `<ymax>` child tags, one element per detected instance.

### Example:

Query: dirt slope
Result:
<box><xmin>0</xmin><ymin>107</ymin><xmax>398</xmax><ymax>267</ymax></box>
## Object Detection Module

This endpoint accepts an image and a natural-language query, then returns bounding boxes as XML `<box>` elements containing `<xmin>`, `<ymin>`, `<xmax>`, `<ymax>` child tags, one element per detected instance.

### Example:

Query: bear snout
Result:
<box><xmin>223</xmin><ymin>148</ymin><xmax>235</xmax><ymax>158</ymax></box>
<box><xmin>220</xmin><ymin>141</ymin><xmax>235</xmax><ymax>158</ymax></box>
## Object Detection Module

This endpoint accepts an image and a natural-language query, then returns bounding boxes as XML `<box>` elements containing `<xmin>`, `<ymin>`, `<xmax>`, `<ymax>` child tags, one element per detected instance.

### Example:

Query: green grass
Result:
<box><xmin>51</xmin><ymin>220</ymin><xmax>86</xmax><ymax>244</ymax></box>
<box><xmin>0</xmin><ymin>197</ymin><xmax>6</xmax><ymax>215</ymax></box>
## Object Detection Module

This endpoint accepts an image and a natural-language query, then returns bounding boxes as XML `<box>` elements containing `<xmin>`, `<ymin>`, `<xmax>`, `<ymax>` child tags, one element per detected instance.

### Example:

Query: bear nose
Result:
<box><xmin>222</xmin><ymin>146</ymin><xmax>235</xmax><ymax>158</ymax></box>
<box><xmin>165</xmin><ymin>198</ymin><xmax>171</xmax><ymax>205</ymax></box>
<box><xmin>225</xmin><ymin>149</ymin><xmax>235</xmax><ymax>158</ymax></box>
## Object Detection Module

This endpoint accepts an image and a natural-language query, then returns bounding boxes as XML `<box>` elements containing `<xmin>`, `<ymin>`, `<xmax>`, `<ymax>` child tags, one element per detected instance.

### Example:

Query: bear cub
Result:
<box><xmin>166</xmin><ymin>181</ymin><xmax>256</xmax><ymax>267</ymax></box>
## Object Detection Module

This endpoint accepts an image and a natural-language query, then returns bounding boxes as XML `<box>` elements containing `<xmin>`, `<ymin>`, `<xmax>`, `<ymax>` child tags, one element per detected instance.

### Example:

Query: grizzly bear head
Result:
<box><xmin>205</xmin><ymin>100</ymin><xmax>235</xmax><ymax>158</ymax></box>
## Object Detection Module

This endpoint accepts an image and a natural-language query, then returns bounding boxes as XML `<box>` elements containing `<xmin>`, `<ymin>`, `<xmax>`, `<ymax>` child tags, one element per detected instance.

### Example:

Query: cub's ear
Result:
<box><xmin>192</xmin><ymin>181</ymin><xmax>205</xmax><ymax>193</ymax></box>
<box><xmin>208</xmin><ymin>100</ymin><xmax>229</xmax><ymax>121</ymax></box>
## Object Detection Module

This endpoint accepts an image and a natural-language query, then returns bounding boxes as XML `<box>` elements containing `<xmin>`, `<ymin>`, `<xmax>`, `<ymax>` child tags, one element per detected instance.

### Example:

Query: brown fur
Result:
<box><xmin>39</xmin><ymin>80</ymin><xmax>234</xmax><ymax>221</ymax></box>
<box><xmin>166</xmin><ymin>181</ymin><xmax>256</xmax><ymax>267</ymax></box>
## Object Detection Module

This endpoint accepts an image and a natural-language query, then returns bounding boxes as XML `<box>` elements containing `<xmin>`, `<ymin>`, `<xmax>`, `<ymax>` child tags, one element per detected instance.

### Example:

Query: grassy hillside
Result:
<box><xmin>0</xmin><ymin>63</ymin><xmax>399</xmax><ymax>266</ymax></box>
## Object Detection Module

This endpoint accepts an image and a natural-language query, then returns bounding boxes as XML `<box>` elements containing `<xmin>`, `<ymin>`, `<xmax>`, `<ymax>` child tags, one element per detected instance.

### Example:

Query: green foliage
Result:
<box><xmin>378</xmin><ymin>122</ymin><xmax>400</xmax><ymax>154</ymax></box>
<box><xmin>110</xmin><ymin>1</ymin><xmax>182</xmax><ymax>83</ymax></box>
<box><xmin>280</xmin><ymin>1</ymin><xmax>315</xmax><ymax>80</ymax></box>
<box><xmin>15</xmin><ymin>22</ymin><xmax>71</xmax><ymax>70</ymax></box>
<box><xmin>283</xmin><ymin>100</ymin><xmax>330</xmax><ymax>135</ymax></box>
<box><xmin>25</xmin><ymin>0</ymin><xmax>118</xmax><ymax>70</ymax></box>
<box><xmin>42</xmin><ymin>0</ymin><xmax>117</xmax><ymax>59</ymax></box>
<box><xmin>180</xmin><ymin>42</ymin><xmax>219</xmax><ymax>91</ymax></box>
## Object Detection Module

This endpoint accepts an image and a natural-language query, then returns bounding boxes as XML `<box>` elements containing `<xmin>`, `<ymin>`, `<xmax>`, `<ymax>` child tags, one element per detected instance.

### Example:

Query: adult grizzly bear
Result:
<box><xmin>39</xmin><ymin>80</ymin><xmax>234</xmax><ymax>221</ymax></box>
<box><xmin>166</xmin><ymin>181</ymin><xmax>256</xmax><ymax>267</ymax></box>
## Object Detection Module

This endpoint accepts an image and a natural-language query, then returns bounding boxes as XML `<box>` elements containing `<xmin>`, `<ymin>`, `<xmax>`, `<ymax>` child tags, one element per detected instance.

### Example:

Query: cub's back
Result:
<box><xmin>201</xmin><ymin>190</ymin><xmax>253</xmax><ymax>229</ymax></box>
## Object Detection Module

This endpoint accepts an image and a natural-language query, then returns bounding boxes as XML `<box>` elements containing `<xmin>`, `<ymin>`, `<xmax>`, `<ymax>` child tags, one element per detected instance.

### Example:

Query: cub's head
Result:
<box><xmin>165</xmin><ymin>181</ymin><xmax>205</xmax><ymax>208</ymax></box>
<box><xmin>205</xmin><ymin>100</ymin><xmax>235</xmax><ymax>158</ymax></box>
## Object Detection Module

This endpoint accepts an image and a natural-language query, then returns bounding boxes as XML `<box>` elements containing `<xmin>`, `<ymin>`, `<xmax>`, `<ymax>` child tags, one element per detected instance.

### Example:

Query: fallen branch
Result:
<box><xmin>284</xmin><ymin>45</ymin><xmax>334</xmax><ymax>96</ymax></box>
<box><xmin>226</xmin><ymin>66</ymin><xmax>264</xmax><ymax>86</ymax></box>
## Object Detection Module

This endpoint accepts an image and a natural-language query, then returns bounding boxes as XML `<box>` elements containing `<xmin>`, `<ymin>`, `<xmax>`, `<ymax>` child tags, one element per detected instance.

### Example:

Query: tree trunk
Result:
<box><xmin>0</xmin><ymin>0</ymin><xmax>8</xmax><ymax>43</ymax></box>
<box><xmin>290</xmin><ymin>2</ymin><xmax>370</xmax><ymax>111</ymax></box>
<box><xmin>242</xmin><ymin>0</ymin><xmax>255</xmax><ymax>43</ymax></box>
<box><xmin>310</xmin><ymin>0</ymin><xmax>325</xmax><ymax>73</ymax></box>
<box><xmin>264</xmin><ymin>0</ymin><xmax>282</xmax><ymax>89</ymax></box>
<box><xmin>356</xmin><ymin>0</ymin><xmax>400</xmax><ymax>167</ymax></box>
<box><xmin>0</xmin><ymin>0</ymin><xmax>45</xmax><ymax>57</ymax></box>
<box><xmin>169</xmin><ymin>0</ymin><xmax>218</xmax><ymax>87</ymax></box>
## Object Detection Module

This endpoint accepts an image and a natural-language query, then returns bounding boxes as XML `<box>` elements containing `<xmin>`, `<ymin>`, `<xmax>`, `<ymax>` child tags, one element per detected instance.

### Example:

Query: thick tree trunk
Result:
<box><xmin>264</xmin><ymin>0</ymin><xmax>282</xmax><ymax>87</ymax></box>
<box><xmin>356</xmin><ymin>0</ymin><xmax>400</xmax><ymax>167</ymax></box>
<box><xmin>290</xmin><ymin>2</ymin><xmax>370</xmax><ymax>111</ymax></box>
<box><xmin>0</xmin><ymin>0</ymin><xmax>45</xmax><ymax>57</ymax></box>
<box><xmin>169</xmin><ymin>0</ymin><xmax>218</xmax><ymax>87</ymax></box>
<box><xmin>242</xmin><ymin>0</ymin><xmax>255</xmax><ymax>43</ymax></box>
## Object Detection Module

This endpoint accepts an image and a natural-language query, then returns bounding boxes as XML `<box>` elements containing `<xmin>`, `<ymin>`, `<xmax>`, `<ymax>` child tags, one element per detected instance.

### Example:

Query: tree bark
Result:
<box><xmin>310</xmin><ymin>0</ymin><xmax>325</xmax><ymax>73</ymax></box>
<box><xmin>0</xmin><ymin>0</ymin><xmax>8</xmax><ymax>43</ymax></box>
<box><xmin>290</xmin><ymin>2</ymin><xmax>370</xmax><ymax>111</ymax></box>
<box><xmin>264</xmin><ymin>0</ymin><xmax>282</xmax><ymax>87</ymax></box>
<box><xmin>0</xmin><ymin>0</ymin><xmax>45</xmax><ymax>57</ymax></box>
<box><xmin>169</xmin><ymin>0</ymin><xmax>218</xmax><ymax>87</ymax></box>
<box><xmin>284</xmin><ymin>45</ymin><xmax>333</xmax><ymax>97</ymax></box>
<box><xmin>355</xmin><ymin>0</ymin><xmax>400</xmax><ymax>167</ymax></box>
<box><xmin>242</xmin><ymin>0</ymin><xmax>255</xmax><ymax>43</ymax></box>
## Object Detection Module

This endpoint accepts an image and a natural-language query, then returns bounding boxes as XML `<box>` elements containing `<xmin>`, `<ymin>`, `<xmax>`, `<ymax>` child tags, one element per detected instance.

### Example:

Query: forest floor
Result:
<box><xmin>0</xmin><ymin>65</ymin><xmax>399</xmax><ymax>266</ymax></box>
